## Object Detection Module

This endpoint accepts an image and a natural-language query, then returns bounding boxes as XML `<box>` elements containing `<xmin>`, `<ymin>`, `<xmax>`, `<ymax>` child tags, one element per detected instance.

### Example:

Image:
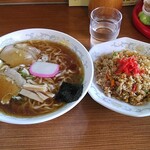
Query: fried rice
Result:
<box><xmin>94</xmin><ymin>50</ymin><xmax>150</xmax><ymax>105</ymax></box>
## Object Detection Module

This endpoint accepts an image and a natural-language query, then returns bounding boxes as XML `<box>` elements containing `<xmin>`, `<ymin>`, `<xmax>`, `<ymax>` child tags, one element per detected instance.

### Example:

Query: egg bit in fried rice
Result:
<box><xmin>94</xmin><ymin>50</ymin><xmax>150</xmax><ymax>106</ymax></box>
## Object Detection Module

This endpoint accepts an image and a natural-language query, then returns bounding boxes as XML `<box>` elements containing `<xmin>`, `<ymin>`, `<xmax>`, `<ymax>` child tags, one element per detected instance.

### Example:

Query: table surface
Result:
<box><xmin>0</xmin><ymin>4</ymin><xmax>150</xmax><ymax>150</ymax></box>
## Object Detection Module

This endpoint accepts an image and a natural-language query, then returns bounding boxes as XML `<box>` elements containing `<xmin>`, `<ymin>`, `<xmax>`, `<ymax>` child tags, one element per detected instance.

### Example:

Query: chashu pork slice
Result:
<box><xmin>4</xmin><ymin>67</ymin><xmax>26</xmax><ymax>87</ymax></box>
<box><xmin>0</xmin><ymin>43</ymin><xmax>41</xmax><ymax>67</ymax></box>
<box><xmin>0</xmin><ymin>74</ymin><xmax>21</xmax><ymax>104</ymax></box>
<box><xmin>0</xmin><ymin>67</ymin><xmax>26</xmax><ymax>104</ymax></box>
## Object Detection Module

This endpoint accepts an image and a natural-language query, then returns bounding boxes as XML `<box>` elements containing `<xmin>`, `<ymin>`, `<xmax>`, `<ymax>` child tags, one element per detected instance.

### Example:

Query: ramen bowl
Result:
<box><xmin>0</xmin><ymin>28</ymin><xmax>93</xmax><ymax>124</ymax></box>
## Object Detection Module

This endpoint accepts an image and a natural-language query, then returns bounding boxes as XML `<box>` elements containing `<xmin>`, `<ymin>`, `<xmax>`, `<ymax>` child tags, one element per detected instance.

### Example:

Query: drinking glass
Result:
<box><xmin>90</xmin><ymin>7</ymin><xmax>122</xmax><ymax>46</ymax></box>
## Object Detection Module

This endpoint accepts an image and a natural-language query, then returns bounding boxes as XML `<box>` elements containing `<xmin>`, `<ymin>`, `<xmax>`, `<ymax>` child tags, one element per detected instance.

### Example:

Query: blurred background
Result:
<box><xmin>0</xmin><ymin>0</ymin><xmax>137</xmax><ymax>6</ymax></box>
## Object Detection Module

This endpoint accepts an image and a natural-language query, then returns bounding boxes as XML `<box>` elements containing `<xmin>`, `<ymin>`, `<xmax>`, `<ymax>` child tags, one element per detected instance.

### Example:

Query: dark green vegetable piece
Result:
<box><xmin>55</xmin><ymin>82</ymin><xmax>83</xmax><ymax>103</ymax></box>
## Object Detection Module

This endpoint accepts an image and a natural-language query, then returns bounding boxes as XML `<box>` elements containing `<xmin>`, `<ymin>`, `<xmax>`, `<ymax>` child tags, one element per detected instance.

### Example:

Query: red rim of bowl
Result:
<box><xmin>132</xmin><ymin>0</ymin><xmax>150</xmax><ymax>39</ymax></box>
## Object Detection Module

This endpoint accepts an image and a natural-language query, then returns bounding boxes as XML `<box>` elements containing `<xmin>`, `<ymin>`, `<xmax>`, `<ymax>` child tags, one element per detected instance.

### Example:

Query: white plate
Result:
<box><xmin>0</xmin><ymin>28</ymin><xmax>94</xmax><ymax>124</ymax></box>
<box><xmin>88</xmin><ymin>37</ymin><xmax>150</xmax><ymax>117</ymax></box>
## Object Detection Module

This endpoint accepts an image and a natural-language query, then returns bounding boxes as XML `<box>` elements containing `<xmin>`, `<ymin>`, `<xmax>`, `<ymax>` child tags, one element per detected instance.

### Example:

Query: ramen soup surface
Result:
<box><xmin>0</xmin><ymin>40</ymin><xmax>84</xmax><ymax>117</ymax></box>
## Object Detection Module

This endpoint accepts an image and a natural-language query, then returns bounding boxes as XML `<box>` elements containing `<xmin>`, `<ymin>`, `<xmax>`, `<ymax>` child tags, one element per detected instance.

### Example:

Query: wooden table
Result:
<box><xmin>0</xmin><ymin>4</ymin><xmax>150</xmax><ymax>150</ymax></box>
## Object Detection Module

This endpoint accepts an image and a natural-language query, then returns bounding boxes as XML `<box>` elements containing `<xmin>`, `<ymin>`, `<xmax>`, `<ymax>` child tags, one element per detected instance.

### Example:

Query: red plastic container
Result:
<box><xmin>132</xmin><ymin>0</ymin><xmax>150</xmax><ymax>39</ymax></box>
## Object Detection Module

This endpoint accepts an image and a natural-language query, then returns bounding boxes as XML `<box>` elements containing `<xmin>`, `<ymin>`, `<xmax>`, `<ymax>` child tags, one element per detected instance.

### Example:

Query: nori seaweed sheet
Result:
<box><xmin>55</xmin><ymin>82</ymin><xmax>83</xmax><ymax>103</ymax></box>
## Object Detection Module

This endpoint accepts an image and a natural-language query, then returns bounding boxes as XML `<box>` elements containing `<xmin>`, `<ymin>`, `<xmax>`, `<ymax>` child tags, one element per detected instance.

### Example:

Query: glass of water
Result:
<box><xmin>90</xmin><ymin>7</ymin><xmax>122</xmax><ymax>46</ymax></box>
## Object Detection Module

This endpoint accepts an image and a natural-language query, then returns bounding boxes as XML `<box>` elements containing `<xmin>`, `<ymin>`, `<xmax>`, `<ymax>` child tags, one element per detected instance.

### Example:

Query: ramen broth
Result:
<box><xmin>0</xmin><ymin>40</ymin><xmax>84</xmax><ymax>117</ymax></box>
